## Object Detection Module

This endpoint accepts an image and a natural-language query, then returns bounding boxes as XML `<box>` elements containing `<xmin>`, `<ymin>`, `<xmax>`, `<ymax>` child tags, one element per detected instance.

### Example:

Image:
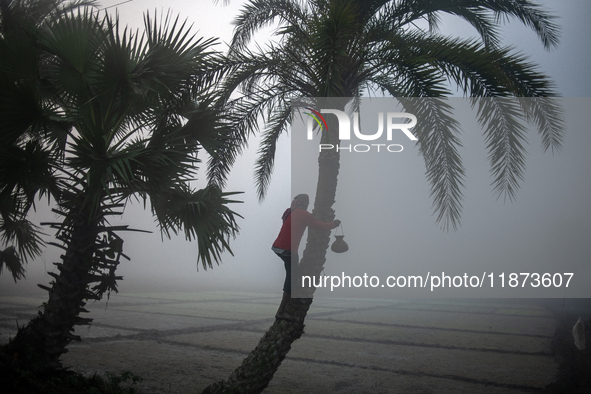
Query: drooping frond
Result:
<box><xmin>519</xmin><ymin>97</ymin><xmax>564</xmax><ymax>154</ymax></box>
<box><xmin>152</xmin><ymin>185</ymin><xmax>242</xmax><ymax>269</ymax></box>
<box><xmin>400</xmin><ymin>98</ymin><xmax>464</xmax><ymax>230</ymax></box>
<box><xmin>254</xmin><ymin>102</ymin><xmax>292</xmax><ymax>200</ymax></box>
<box><xmin>474</xmin><ymin>98</ymin><xmax>528</xmax><ymax>201</ymax></box>
<box><xmin>385</xmin><ymin>0</ymin><xmax>559</xmax><ymax>50</ymax></box>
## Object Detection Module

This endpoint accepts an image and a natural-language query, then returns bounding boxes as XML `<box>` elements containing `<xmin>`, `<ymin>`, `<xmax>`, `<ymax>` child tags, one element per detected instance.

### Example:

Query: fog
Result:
<box><xmin>1</xmin><ymin>0</ymin><xmax>590</xmax><ymax>300</ymax></box>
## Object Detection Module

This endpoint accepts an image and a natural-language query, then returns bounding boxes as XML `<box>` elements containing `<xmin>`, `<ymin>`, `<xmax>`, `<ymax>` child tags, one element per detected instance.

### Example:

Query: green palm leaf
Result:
<box><xmin>224</xmin><ymin>0</ymin><xmax>563</xmax><ymax>229</ymax></box>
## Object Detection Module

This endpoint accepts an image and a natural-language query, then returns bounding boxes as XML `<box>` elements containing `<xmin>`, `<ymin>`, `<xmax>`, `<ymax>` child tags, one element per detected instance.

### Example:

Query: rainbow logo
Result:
<box><xmin>304</xmin><ymin>107</ymin><xmax>328</xmax><ymax>132</ymax></box>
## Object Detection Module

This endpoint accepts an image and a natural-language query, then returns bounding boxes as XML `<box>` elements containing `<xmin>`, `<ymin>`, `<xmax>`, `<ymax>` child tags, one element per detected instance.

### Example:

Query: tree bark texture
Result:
<box><xmin>297</xmin><ymin>98</ymin><xmax>344</xmax><ymax>298</ymax></box>
<box><xmin>7</xmin><ymin>205</ymin><xmax>100</xmax><ymax>368</ymax></box>
<box><xmin>200</xmin><ymin>299</ymin><xmax>311</xmax><ymax>394</ymax></box>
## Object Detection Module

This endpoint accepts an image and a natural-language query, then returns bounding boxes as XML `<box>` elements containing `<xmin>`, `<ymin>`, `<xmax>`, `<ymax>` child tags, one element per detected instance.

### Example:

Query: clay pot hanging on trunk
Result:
<box><xmin>331</xmin><ymin>223</ymin><xmax>349</xmax><ymax>253</ymax></box>
<box><xmin>331</xmin><ymin>235</ymin><xmax>349</xmax><ymax>253</ymax></box>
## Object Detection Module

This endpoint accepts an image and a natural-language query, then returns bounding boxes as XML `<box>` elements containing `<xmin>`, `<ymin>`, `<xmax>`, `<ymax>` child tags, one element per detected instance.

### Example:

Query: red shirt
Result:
<box><xmin>273</xmin><ymin>208</ymin><xmax>337</xmax><ymax>252</ymax></box>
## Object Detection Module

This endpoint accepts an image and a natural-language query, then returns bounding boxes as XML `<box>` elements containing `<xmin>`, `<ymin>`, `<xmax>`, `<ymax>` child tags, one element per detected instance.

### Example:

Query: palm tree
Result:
<box><xmin>0</xmin><ymin>0</ymin><xmax>97</xmax><ymax>281</ymax></box>
<box><xmin>202</xmin><ymin>0</ymin><xmax>563</xmax><ymax>392</ymax></box>
<box><xmin>1</xmin><ymin>6</ymin><xmax>242</xmax><ymax>367</ymax></box>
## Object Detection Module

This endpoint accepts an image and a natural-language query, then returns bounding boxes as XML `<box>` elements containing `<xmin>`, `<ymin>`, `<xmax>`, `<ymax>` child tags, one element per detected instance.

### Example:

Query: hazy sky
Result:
<box><xmin>1</xmin><ymin>0</ymin><xmax>590</xmax><ymax>298</ymax></box>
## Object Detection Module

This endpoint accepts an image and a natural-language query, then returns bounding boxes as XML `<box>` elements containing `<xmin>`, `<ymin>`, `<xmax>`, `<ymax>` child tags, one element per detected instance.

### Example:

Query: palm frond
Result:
<box><xmin>152</xmin><ymin>185</ymin><xmax>242</xmax><ymax>269</ymax></box>
<box><xmin>231</xmin><ymin>0</ymin><xmax>306</xmax><ymax>51</ymax></box>
<box><xmin>254</xmin><ymin>102</ymin><xmax>292</xmax><ymax>200</ymax></box>
<box><xmin>519</xmin><ymin>97</ymin><xmax>564</xmax><ymax>154</ymax></box>
<box><xmin>478</xmin><ymin>0</ymin><xmax>560</xmax><ymax>50</ymax></box>
<box><xmin>400</xmin><ymin>98</ymin><xmax>465</xmax><ymax>230</ymax></box>
<box><xmin>474</xmin><ymin>98</ymin><xmax>528</xmax><ymax>201</ymax></box>
<box><xmin>0</xmin><ymin>217</ymin><xmax>46</xmax><ymax>263</ymax></box>
<box><xmin>0</xmin><ymin>140</ymin><xmax>59</xmax><ymax>211</ymax></box>
<box><xmin>0</xmin><ymin>246</ymin><xmax>26</xmax><ymax>282</ymax></box>
<box><xmin>389</xmin><ymin>0</ymin><xmax>559</xmax><ymax>50</ymax></box>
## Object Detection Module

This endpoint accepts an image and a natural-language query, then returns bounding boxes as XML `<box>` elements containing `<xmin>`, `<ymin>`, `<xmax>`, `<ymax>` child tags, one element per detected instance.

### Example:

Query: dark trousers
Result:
<box><xmin>275</xmin><ymin>250</ymin><xmax>299</xmax><ymax>294</ymax></box>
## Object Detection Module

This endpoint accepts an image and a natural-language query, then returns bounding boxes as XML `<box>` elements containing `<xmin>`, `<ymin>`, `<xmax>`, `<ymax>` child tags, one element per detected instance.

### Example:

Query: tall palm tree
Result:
<box><xmin>1</xmin><ymin>6</ymin><xmax>242</xmax><ymax>367</ymax></box>
<box><xmin>202</xmin><ymin>0</ymin><xmax>563</xmax><ymax>392</ymax></box>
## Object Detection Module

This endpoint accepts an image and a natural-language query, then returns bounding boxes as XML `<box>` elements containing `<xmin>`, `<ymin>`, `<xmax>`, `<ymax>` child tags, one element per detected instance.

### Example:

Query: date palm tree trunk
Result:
<box><xmin>201</xmin><ymin>102</ymin><xmax>343</xmax><ymax>394</ymax></box>
<box><xmin>200</xmin><ymin>307</ymin><xmax>310</xmax><ymax>394</ymax></box>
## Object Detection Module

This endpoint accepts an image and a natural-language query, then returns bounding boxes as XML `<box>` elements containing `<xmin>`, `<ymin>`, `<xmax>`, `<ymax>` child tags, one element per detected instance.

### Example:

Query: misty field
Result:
<box><xmin>0</xmin><ymin>291</ymin><xmax>584</xmax><ymax>393</ymax></box>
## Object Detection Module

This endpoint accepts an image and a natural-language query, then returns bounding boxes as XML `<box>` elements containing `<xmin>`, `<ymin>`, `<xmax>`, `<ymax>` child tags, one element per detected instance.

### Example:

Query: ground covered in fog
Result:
<box><xmin>1</xmin><ymin>291</ymin><xmax>590</xmax><ymax>393</ymax></box>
